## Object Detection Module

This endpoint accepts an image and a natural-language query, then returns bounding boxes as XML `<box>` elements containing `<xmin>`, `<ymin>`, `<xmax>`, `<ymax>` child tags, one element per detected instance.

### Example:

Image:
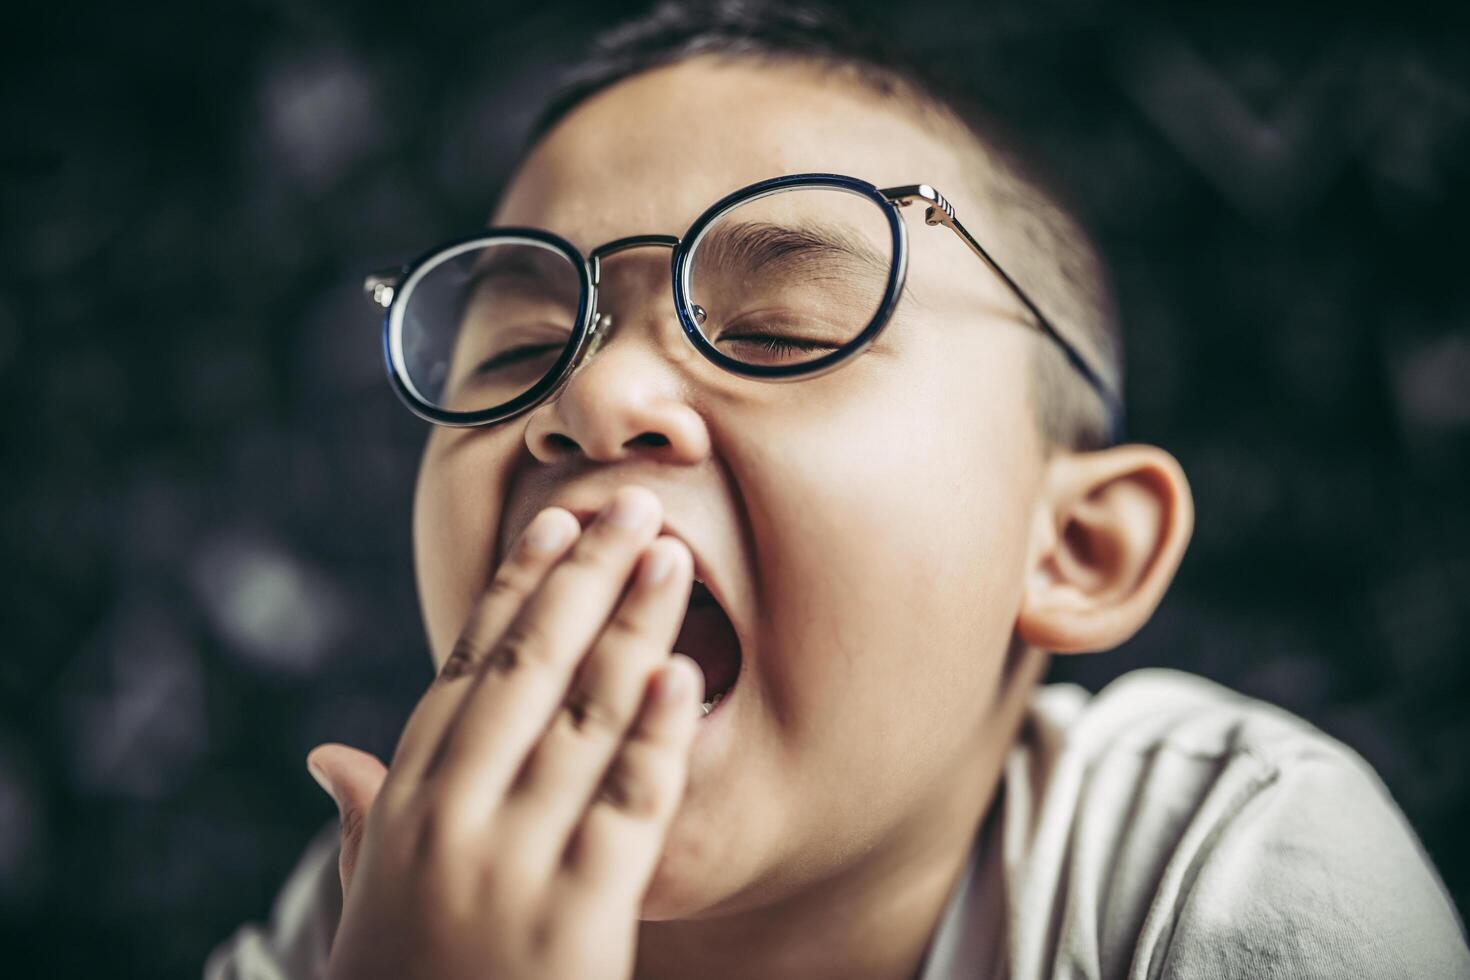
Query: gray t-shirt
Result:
<box><xmin>206</xmin><ymin>668</ymin><xmax>1470</xmax><ymax>979</ymax></box>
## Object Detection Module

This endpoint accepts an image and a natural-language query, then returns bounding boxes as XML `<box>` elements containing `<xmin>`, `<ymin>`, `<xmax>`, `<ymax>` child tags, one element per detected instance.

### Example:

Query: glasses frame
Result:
<box><xmin>364</xmin><ymin>172</ymin><xmax>1124</xmax><ymax>442</ymax></box>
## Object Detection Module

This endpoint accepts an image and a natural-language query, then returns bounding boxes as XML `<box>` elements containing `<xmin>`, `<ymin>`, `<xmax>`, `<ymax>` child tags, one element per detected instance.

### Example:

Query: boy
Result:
<box><xmin>206</xmin><ymin>2</ymin><xmax>1470</xmax><ymax>977</ymax></box>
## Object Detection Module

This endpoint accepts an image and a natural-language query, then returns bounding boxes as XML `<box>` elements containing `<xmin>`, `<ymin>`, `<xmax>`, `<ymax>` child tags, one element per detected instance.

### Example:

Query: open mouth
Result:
<box><xmin>676</xmin><ymin>576</ymin><xmax>743</xmax><ymax>717</ymax></box>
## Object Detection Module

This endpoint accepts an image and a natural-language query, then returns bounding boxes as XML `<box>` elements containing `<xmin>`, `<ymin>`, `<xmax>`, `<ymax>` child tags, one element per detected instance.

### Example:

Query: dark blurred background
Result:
<box><xmin>2</xmin><ymin>0</ymin><xmax>1468</xmax><ymax>975</ymax></box>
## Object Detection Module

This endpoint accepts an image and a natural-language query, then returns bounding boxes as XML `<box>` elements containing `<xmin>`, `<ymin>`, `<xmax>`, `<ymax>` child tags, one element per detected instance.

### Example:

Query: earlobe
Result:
<box><xmin>1017</xmin><ymin>444</ymin><xmax>1194</xmax><ymax>654</ymax></box>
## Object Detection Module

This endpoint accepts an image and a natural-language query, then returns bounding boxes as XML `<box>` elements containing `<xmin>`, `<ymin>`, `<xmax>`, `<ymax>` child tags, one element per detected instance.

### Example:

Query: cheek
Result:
<box><xmin>739</xmin><ymin>340</ymin><xmax>1040</xmax><ymax>756</ymax></box>
<box><xmin>412</xmin><ymin>429</ymin><xmax>518</xmax><ymax>667</ymax></box>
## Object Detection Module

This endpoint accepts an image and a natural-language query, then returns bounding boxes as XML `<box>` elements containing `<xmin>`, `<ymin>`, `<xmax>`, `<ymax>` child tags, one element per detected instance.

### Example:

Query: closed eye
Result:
<box><xmin>717</xmin><ymin>333</ymin><xmax>840</xmax><ymax>356</ymax></box>
<box><xmin>476</xmin><ymin>342</ymin><xmax>564</xmax><ymax>372</ymax></box>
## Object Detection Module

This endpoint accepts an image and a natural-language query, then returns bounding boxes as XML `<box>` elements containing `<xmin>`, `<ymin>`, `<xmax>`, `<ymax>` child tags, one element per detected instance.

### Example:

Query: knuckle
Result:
<box><xmin>411</xmin><ymin>800</ymin><xmax>470</xmax><ymax>864</ymax></box>
<box><xmin>526</xmin><ymin>913</ymin><xmax>559</xmax><ymax>960</ymax></box>
<box><xmin>476</xmin><ymin>849</ymin><xmax>539</xmax><ymax>905</ymax></box>
<box><xmin>482</xmin><ymin>571</ymin><xmax>526</xmax><ymax>604</ymax></box>
<box><xmin>339</xmin><ymin>806</ymin><xmax>367</xmax><ymax>848</ymax></box>
<box><xmin>561</xmin><ymin>539</ymin><xmax>623</xmax><ymax>577</ymax></box>
<box><xmin>480</xmin><ymin>621</ymin><xmax>555</xmax><ymax>676</ymax></box>
<box><xmin>437</xmin><ymin>634</ymin><xmax>483</xmax><ymax>682</ymax></box>
<box><xmin>560</xmin><ymin>684</ymin><xmax>628</xmax><ymax>741</ymax></box>
<box><xmin>595</xmin><ymin>752</ymin><xmax>666</xmax><ymax>820</ymax></box>
<box><xmin>600</xmin><ymin>606</ymin><xmax>655</xmax><ymax>649</ymax></box>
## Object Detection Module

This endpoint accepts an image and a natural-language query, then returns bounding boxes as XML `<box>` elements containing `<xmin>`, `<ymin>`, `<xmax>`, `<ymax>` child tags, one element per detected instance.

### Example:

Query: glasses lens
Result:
<box><xmin>684</xmin><ymin>185</ymin><xmax>895</xmax><ymax>368</ymax></box>
<box><xmin>396</xmin><ymin>239</ymin><xmax>583</xmax><ymax>414</ymax></box>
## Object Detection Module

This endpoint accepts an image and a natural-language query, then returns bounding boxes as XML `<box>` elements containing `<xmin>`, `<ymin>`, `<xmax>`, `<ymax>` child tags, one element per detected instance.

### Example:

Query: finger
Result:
<box><xmin>384</xmin><ymin>506</ymin><xmax>581</xmax><ymax>789</ymax></box>
<box><xmin>496</xmin><ymin>536</ymin><xmax>693</xmax><ymax>864</ymax></box>
<box><xmin>557</xmin><ymin>653</ymin><xmax>702</xmax><ymax>910</ymax></box>
<box><xmin>431</xmin><ymin>485</ymin><xmax>663</xmax><ymax>811</ymax></box>
<box><xmin>306</xmin><ymin>743</ymin><xmax>389</xmax><ymax>898</ymax></box>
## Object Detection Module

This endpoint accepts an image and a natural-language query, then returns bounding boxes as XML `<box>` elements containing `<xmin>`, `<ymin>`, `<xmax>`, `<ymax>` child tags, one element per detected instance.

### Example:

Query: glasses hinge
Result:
<box><xmin>363</xmin><ymin>268</ymin><xmax>405</xmax><ymax>309</ymax></box>
<box><xmin>883</xmin><ymin>184</ymin><xmax>955</xmax><ymax>226</ymax></box>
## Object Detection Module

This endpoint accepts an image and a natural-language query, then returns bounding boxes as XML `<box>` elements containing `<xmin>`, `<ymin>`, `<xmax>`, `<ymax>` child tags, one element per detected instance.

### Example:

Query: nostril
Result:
<box><xmin>545</xmin><ymin>433</ymin><xmax>579</xmax><ymax>453</ymax></box>
<box><xmin>627</xmin><ymin>432</ymin><xmax>670</xmax><ymax>449</ymax></box>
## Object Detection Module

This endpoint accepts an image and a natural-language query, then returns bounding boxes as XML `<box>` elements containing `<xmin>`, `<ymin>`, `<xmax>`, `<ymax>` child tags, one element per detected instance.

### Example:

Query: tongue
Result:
<box><xmin>675</xmin><ymin>589</ymin><xmax>741</xmax><ymax>698</ymax></box>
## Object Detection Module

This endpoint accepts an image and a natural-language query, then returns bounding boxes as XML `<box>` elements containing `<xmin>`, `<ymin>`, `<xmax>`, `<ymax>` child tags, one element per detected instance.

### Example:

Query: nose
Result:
<box><xmin>522</xmin><ymin>314</ymin><xmax>712</xmax><ymax>466</ymax></box>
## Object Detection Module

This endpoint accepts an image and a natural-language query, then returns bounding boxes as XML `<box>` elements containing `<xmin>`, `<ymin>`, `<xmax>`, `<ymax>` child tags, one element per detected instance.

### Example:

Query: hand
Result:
<box><xmin>305</xmin><ymin>486</ymin><xmax>704</xmax><ymax>980</ymax></box>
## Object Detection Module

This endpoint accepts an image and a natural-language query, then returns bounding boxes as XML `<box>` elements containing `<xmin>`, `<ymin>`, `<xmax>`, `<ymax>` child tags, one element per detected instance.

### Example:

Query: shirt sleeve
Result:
<box><xmin>203</xmin><ymin>821</ymin><xmax>343</xmax><ymax>980</ymax></box>
<box><xmin>1154</xmin><ymin>743</ymin><xmax>1470</xmax><ymax>980</ymax></box>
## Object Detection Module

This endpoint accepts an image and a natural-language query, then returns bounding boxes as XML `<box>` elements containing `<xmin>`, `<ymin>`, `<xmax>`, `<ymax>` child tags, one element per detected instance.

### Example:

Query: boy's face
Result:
<box><xmin>413</xmin><ymin>58</ymin><xmax>1050</xmax><ymax>916</ymax></box>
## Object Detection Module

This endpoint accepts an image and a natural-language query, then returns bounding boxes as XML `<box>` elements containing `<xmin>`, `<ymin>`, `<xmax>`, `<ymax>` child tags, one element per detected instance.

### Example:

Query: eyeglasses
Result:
<box><xmin>363</xmin><ymin>172</ymin><xmax>1122</xmax><ymax>441</ymax></box>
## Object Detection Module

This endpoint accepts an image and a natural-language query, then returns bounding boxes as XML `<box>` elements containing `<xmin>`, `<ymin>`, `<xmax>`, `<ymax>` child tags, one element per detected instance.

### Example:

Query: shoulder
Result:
<box><xmin>203</xmin><ymin>820</ymin><xmax>342</xmax><ymax>980</ymax></box>
<box><xmin>1028</xmin><ymin>666</ymin><xmax>1340</xmax><ymax>762</ymax></box>
<box><xmin>1008</xmin><ymin>669</ymin><xmax>1470</xmax><ymax>980</ymax></box>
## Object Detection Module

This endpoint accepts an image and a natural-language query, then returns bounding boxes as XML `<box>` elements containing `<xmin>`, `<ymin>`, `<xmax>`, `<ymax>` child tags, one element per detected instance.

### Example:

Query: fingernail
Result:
<box><xmin>661</xmin><ymin>654</ymin><xmax>702</xmax><ymax>704</ymax></box>
<box><xmin>605</xmin><ymin>487</ymin><xmax>655</xmax><ymax>530</ymax></box>
<box><xmin>641</xmin><ymin>543</ymin><xmax>677</xmax><ymax>586</ymax></box>
<box><xmin>307</xmin><ymin>760</ymin><xmax>338</xmax><ymax>806</ymax></box>
<box><xmin>524</xmin><ymin>509</ymin><xmax>572</xmax><ymax>555</ymax></box>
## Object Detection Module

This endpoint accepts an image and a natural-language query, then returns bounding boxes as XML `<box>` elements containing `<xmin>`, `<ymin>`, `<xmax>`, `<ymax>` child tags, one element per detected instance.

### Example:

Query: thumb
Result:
<box><xmin>306</xmin><ymin>743</ymin><xmax>388</xmax><ymax>899</ymax></box>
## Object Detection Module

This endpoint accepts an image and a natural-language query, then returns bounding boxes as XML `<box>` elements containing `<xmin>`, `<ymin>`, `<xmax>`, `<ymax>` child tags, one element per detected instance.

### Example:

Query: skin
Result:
<box><xmin>307</xmin><ymin>56</ymin><xmax>1194</xmax><ymax>980</ymax></box>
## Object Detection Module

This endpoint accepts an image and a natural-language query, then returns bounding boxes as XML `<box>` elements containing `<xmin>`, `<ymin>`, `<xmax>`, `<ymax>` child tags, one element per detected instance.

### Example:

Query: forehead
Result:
<box><xmin>492</xmin><ymin>57</ymin><xmax>978</xmax><ymax>247</ymax></box>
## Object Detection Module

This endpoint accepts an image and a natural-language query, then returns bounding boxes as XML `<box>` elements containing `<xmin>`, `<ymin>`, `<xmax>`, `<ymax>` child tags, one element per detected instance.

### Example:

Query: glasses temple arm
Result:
<box><xmin>882</xmin><ymin>185</ymin><xmax>1126</xmax><ymax>443</ymax></box>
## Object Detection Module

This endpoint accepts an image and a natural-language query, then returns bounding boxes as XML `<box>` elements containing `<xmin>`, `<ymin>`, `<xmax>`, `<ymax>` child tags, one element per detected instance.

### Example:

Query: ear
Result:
<box><xmin>1016</xmin><ymin>444</ymin><xmax>1193</xmax><ymax>653</ymax></box>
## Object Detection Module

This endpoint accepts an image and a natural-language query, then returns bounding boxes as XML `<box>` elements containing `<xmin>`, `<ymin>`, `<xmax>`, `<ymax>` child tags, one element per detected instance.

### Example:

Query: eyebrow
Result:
<box><xmin>456</xmin><ymin>221</ymin><xmax>917</xmax><ymax>323</ymax></box>
<box><xmin>692</xmin><ymin>220</ymin><xmax>892</xmax><ymax>282</ymax></box>
<box><xmin>464</xmin><ymin>247</ymin><xmax>578</xmax><ymax>300</ymax></box>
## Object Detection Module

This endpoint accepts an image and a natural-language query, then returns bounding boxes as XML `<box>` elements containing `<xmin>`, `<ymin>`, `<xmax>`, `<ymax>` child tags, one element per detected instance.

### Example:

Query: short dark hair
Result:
<box><xmin>516</xmin><ymin>0</ymin><xmax>1121</xmax><ymax>450</ymax></box>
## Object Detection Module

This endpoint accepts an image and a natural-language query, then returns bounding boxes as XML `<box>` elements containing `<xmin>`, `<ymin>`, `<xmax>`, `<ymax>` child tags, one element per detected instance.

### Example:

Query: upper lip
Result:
<box><xmin>496</xmin><ymin>495</ymin><xmax>748</xmax><ymax>661</ymax></box>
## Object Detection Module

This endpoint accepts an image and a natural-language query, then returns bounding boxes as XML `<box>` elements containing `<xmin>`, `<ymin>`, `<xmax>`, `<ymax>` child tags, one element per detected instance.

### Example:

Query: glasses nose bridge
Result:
<box><xmin>587</xmin><ymin>233</ymin><xmax>680</xmax><ymax>287</ymax></box>
<box><xmin>580</xmin><ymin>233</ymin><xmax>682</xmax><ymax>362</ymax></box>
